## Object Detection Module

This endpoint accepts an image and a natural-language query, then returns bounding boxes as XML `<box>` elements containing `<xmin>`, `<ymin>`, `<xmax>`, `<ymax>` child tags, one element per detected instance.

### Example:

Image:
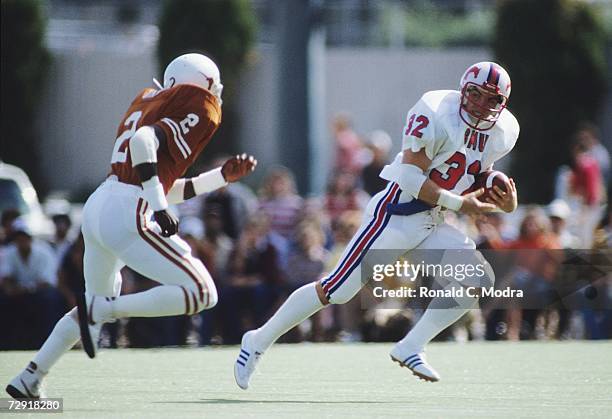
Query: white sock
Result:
<box><xmin>113</xmin><ymin>285</ymin><xmax>190</xmax><ymax>318</ymax></box>
<box><xmin>252</xmin><ymin>282</ymin><xmax>324</xmax><ymax>352</ymax></box>
<box><xmin>398</xmin><ymin>284</ymin><xmax>479</xmax><ymax>352</ymax></box>
<box><xmin>32</xmin><ymin>310</ymin><xmax>80</xmax><ymax>374</ymax></box>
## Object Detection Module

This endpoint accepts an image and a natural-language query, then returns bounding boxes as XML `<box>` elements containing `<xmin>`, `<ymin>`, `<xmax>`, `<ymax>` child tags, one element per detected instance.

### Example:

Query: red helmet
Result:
<box><xmin>459</xmin><ymin>62</ymin><xmax>511</xmax><ymax>131</ymax></box>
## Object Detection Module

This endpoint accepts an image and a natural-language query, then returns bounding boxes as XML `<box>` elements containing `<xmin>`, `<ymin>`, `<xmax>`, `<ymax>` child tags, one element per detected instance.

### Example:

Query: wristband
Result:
<box><xmin>192</xmin><ymin>167</ymin><xmax>228</xmax><ymax>196</ymax></box>
<box><xmin>436</xmin><ymin>189</ymin><xmax>463</xmax><ymax>211</ymax></box>
<box><xmin>142</xmin><ymin>176</ymin><xmax>168</xmax><ymax>211</ymax></box>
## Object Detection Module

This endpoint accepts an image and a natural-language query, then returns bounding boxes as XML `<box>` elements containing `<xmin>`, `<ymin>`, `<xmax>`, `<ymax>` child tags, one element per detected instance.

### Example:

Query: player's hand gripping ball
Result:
<box><xmin>471</xmin><ymin>170</ymin><xmax>517</xmax><ymax>212</ymax></box>
<box><xmin>471</xmin><ymin>170</ymin><xmax>508</xmax><ymax>200</ymax></box>
<box><xmin>221</xmin><ymin>154</ymin><xmax>258</xmax><ymax>183</ymax></box>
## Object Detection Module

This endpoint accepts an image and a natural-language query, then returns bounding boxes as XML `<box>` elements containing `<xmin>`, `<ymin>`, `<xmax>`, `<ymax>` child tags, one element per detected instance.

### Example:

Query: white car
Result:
<box><xmin>0</xmin><ymin>161</ymin><xmax>54</xmax><ymax>238</ymax></box>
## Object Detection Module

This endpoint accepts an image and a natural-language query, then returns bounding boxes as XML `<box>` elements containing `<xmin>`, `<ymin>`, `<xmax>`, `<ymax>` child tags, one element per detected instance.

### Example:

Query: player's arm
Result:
<box><xmin>395</xmin><ymin>94</ymin><xmax>494</xmax><ymax>215</ymax></box>
<box><xmin>166</xmin><ymin>154</ymin><xmax>258</xmax><ymax>205</ymax></box>
<box><xmin>398</xmin><ymin>148</ymin><xmax>497</xmax><ymax>215</ymax></box>
<box><xmin>129</xmin><ymin>124</ymin><xmax>179</xmax><ymax>237</ymax></box>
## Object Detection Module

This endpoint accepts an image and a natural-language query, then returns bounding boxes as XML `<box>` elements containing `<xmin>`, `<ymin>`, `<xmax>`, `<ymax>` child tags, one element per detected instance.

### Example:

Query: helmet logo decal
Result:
<box><xmin>465</xmin><ymin>65</ymin><xmax>480</xmax><ymax>80</ymax></box>
<box><xmin>487</xmin><ymin>64</ymin><xmax>500</xmax><ymax>86</ymax></box>
<box><xmin>198</xmin><ymin>72</ymin><xmax>214</xmax><ymax>90</ymax></box>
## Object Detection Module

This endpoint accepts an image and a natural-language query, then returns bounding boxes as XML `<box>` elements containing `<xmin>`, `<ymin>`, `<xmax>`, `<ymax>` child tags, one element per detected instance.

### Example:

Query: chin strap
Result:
<box><xmin>459</xmin><ymin>106</ymin><xmax>496</xmax><ymax>131</ymax></box>
<box><xmin>152</xmin><ymin>78</ymin><xmax>164</xmax><ymax>90</ymax></box>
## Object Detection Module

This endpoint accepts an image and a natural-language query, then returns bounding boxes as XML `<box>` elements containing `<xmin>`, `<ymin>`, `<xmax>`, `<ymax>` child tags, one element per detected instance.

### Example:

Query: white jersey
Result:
<box><xmin>380</xmin><ymin>90</ymin><xmax>519</xmax><ymax>204</ymax></box>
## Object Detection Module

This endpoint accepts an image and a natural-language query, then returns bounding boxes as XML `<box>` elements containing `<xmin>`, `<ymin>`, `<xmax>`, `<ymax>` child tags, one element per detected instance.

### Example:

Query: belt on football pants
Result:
<box><xmin>386</xmin><ymin>199</ymin><xmax>433</xmax><ymax>216</ymax></box>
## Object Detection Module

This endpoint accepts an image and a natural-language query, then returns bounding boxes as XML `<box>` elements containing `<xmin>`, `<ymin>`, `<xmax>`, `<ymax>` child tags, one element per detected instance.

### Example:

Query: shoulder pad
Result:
<box><xmin>419</xmin><ymin>90</ymin><xmax>459</xmax><ymax>115</ymax></box>
<box><xmin>496</xmin><ymin>108</ymin><xmax>520</xmax><ymax>141</ymax></box>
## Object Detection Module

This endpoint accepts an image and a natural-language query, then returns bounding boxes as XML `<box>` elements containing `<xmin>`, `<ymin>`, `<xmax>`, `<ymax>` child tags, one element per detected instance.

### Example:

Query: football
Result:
<box><xmin>469</xmin><ymin>170</ymin><xmax>510</xmax><ymax>202</ymax></box>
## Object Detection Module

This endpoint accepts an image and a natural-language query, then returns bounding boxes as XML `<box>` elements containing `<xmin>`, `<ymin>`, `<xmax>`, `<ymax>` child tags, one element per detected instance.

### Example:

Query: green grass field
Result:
<box><xmin>1</xmin><ymin>342</ymin><xmax>611</xmax><ymax>418</ymax></box>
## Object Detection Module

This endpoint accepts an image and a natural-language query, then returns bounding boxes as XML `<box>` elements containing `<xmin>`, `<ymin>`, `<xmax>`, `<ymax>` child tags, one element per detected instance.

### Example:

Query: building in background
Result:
<box><xmin>35</xmin><ymin>0</ymin><xmax>612</xmax><ymax>197</ymax></box>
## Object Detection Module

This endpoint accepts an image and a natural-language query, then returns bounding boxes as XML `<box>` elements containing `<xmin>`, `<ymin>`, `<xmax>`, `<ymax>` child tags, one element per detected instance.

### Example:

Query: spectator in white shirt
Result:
<box><xmin>0</xmin><ymin>219</ymin><xmax>57</xmax><ymax>291</ymax></box>
<box><xmin>547</xmin><ymin>199</ymin><xmax>581</xmax><ymax>249</ymax></box>
<box><xmin>0</xmin><ymin>218</ymin><xmax>64</xmax><ymax>349</ymax></box>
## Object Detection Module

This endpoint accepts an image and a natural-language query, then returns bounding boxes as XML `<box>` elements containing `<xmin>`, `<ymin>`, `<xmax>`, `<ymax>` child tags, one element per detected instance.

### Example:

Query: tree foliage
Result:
<box><xmin>401</xmin><ymin>7</ymin><xmax>493</xmax><ymax>47</ymax></box>
<box><xmin>494</xmin><ymin>0</ymin><xmax>608</xmax><ymax>203</ymax></box>
<box><xmin>158</xmin><ymin>0</ymin><xmax>256</xmax><ymax>158</ymax></box>
<box><xmin>0</xmin><ymin>0</ymin><xmax>50</xmax><ymax>191</ymax></box>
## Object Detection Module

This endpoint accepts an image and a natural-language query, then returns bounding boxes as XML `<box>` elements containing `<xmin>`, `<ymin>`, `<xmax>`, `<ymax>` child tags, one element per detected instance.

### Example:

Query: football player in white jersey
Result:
<box><xmin>234</xmin><ymin>61</ymin><xmax>519</xmax><ymax>388</ymax></box>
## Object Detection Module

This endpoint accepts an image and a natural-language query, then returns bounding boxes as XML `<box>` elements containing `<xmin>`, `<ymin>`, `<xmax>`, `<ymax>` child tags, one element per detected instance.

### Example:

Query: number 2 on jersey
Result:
<box><xmin>111</xmin><ymin>111</ymin><xmax>142</xmax><ymax>164</ymax></box>
<box><xmin>111</xmin><ymin>112</ymin><xmax>200</xmax><ymax>164</ymax></box>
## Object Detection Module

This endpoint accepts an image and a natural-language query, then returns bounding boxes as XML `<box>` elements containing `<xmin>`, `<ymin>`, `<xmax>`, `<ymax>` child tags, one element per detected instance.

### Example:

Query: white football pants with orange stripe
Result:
<box><xmin>80</xmin><ymin>178</ymin><xmax>218</xmax><ymax>317</ymax></box>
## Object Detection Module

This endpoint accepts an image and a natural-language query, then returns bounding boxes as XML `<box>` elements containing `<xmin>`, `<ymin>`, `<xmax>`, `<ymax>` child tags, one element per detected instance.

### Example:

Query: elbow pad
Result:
<box><xmin>397</xmin><ymin>163</ymin><xmax>428</xmax><ymax>198</ymax></box>
<box><xmin>130</xmin><ymin>126</ymin><xmax>159</xmax><ymax>166</ymax></box>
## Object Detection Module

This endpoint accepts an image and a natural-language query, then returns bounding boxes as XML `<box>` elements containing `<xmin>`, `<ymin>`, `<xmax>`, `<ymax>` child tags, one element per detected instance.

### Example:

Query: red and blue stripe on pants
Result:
<box><xmin>320</xmin><ymin>182</ymin><xmax>401</xmax><ymax>300</ymax></box>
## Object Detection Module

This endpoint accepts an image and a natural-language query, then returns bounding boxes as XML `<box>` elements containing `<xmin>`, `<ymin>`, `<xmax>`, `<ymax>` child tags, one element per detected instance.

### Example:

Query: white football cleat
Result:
<box><xmin>6</xmin><ymin>362</ymin><xmax>47</xmax><ymax>399</ymax></box>
<box><xmin>76</xmin><ymin>294</ymin><xmax>113</xmax><ymax>358</ymax></box>
<box><xmin>234</xmin><ymin>330</ymin><xmax>263</xmax><ymax>390</ymax></box>
<box><xmin>390</xmin><ymin>345</ymin><xmax>441</xmax><ymax>382</ymax></box>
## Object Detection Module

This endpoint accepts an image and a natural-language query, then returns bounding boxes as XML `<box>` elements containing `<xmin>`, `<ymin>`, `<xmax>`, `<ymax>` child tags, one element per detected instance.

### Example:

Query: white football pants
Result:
<box><xmin>80</xmin><ymin>178</ymin><xmax>217</xmax><ymax>315</ymax></box>
<box><xmin>321</xmin><ymin>182</ymin><xmax>493</xmax><ymax>304</ymax></box>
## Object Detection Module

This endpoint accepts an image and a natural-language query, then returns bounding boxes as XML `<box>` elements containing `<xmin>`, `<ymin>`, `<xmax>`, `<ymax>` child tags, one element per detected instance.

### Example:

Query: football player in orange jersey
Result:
<box><xmin>6</xmin><ymin>53</ymin><xmax>257</xmax><ymax>399</ymax></box>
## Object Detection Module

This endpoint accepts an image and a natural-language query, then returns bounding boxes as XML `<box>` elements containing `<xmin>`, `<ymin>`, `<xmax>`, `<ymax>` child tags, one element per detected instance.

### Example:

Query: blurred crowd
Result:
<box><xmin>0</xmin><ymin>116</ymin><xmax>610</xmax><ymax>350</ymax></box>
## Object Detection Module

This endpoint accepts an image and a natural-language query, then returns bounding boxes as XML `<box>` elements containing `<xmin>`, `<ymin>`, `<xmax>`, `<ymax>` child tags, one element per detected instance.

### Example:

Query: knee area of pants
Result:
<box><xmin>67</xmin><ymin>307</ymin><xmax>79</xmax><ymax>322</ymax></box>
<box><xmin>328</xmin><ymin>291</ymin><xmax>352</xmax><ymax>305</ymax></box>
<box><xmin>193</xmin><ymin>283</ymin><xmax>217</xmax><ymax>311</ymax></box>
<box><xmin>205</xmin><ymin>287</ymin><xmax>218</xmax><ymax>309</ymax></box>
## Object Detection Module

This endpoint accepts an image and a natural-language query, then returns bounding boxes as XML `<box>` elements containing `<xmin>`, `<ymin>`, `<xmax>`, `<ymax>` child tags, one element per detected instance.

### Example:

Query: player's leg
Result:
<box><xmin>79</xmin><ymin>195</ymin><xmax>216</xmax><ymax>321</ymax></box>
<box><xmin>397</xmin><ymin>226</ymin><xmax>490</xmax><ymax>351</ymax></box>
<box><xmin>113</xmin><ymin>239</ymin><xmax>217</xmax><ymax>318</ymax></box>
<box><xmin>391</xmin><ymin>222</ymin><xmax>494</xmax><ymax>381</ymax></box>
<box><xmin>235</xmin><ymin>183</ymin><xmax>411</xmax><ymax>389</ymax></box>
<box><xmin>5</xmin><ymin>236</ymin><xmax>122</xmax><ymax>399</ymax></box>
<box><xmin>79</xmin><ymin>200</ymin><xmax>218</xmax><ymax>357</ymax></box>
<box><xmin>73</xmin><ymin>191</ymin><xmax>129</xmax><ymax>358</ymax></box>
<box><xmin>106</xmin><ymin>200</ymin><xmax>217</xmax><ymax>319</ymax></box>
<box><xmin>247</xmin><ymin>184</ymin><xmax>402</xmax><ymax>352</ymax></box>
<box><xmin>47</xmin><ymin>239</ymin><xmax>122</xmax><ymax>366</ymax></box>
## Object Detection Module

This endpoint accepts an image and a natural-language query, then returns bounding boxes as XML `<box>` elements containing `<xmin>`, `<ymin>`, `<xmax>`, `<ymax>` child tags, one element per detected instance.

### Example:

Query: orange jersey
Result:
<box><xmin>109</xmin><ymin>84</ymin><xmax>222</xmax><ymax>193</ymax></box>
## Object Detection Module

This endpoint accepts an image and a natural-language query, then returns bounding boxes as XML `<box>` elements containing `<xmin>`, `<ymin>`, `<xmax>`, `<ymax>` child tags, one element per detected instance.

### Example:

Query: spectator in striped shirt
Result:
<box><xmin>258</xmin><ymin>166</ymin><xmax>303</xmax><ymax>241</ymax></box>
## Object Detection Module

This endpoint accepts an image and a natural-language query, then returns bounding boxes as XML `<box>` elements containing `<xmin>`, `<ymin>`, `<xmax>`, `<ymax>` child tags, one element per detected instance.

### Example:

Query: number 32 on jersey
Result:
<box><xmin>405</xmin><ymin>113</ymin><xmax>481</xmax><ymax>191</ymax></box>
<box><xmin>405</xmin><ymin>114</ymin><xmax>429</xmax><ymax>138</ymax></box>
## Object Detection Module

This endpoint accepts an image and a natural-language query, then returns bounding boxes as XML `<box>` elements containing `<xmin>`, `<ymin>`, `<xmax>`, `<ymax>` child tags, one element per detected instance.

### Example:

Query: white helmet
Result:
<box><xmin>459</xmin><ymin>61</ymin><xmax>511</xmax><ymax>130</ymax></box>
<box><xmin>156</xmin><ymin>53</ymin><xmax>223</xmax><ymax>103</ymax></box>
